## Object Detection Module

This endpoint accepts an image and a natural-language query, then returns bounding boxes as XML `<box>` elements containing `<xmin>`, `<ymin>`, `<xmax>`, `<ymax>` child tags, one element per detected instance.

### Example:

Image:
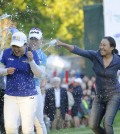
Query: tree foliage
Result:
<box><xmin>0</xmin><ymin>0</ymin><xmax>102</xmax><ymax>55</ymax></box>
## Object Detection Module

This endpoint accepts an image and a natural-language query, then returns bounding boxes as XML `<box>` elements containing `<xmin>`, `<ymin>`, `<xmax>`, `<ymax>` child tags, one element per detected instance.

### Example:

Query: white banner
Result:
<box><xmin>103</xmin><ymin>0</ymin><xmax>120</xmax><ymax>52</ymax></box>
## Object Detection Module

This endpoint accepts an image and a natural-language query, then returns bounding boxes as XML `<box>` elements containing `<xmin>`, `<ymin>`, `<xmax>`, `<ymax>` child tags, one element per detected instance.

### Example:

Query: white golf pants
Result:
<box><xmin>4</xmin><ymin>94</ymin><xmax>38</xmax><ymax>134</ymax></box>
<box><xmin>35</xmin><ymin>86</ymin><xmax>47</xmax><ymax>134</ymax></box>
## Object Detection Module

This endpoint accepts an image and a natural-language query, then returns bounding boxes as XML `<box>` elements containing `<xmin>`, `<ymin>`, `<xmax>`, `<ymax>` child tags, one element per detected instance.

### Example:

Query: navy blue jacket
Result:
<box><xmin>71</xmin><ymin>46</ymin><xmax>120</xmax><ymax>97</ymax></box>
<box><xmin>44</xmin><ymin>87</ymin><xmax>68</xmax><ymax>121</ymax></box>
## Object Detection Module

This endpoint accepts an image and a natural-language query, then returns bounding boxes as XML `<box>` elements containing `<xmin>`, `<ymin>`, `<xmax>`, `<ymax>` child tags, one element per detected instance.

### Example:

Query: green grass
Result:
<box><xmin>114</xmin><ymin>110</ymin><xmax>120</xmax><ymax>126</ymax></box>
<box><xmin>48</xmin><ymin>111</ymin><xmax>120</xmax><ymax>134</ymax></box>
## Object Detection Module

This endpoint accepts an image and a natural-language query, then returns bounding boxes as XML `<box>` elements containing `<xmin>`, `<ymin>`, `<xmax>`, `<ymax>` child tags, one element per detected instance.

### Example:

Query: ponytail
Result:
<box><xmin>113</xmin><ymin>49</ymin><xmax>119</xmax><ymax>55</ymax></box>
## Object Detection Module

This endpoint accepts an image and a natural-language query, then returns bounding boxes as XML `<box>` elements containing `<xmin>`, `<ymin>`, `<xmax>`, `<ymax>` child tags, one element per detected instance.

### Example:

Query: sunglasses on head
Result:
<box><xmin>30</xmin><ymin>37</ymin><xmax>39</xmax><ymax>41</ymax></box>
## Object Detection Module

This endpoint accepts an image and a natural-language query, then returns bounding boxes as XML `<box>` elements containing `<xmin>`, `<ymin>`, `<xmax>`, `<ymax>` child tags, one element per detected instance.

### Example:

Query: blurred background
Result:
<box><xmin>1</xmin><ymin>1</ymin><xmax>120</xmax><ymax>134</ymax></box>
<box><xmin>0</xmin><ymin>0</ymin><xmax>120</xmax><ymax>78</ymax></box>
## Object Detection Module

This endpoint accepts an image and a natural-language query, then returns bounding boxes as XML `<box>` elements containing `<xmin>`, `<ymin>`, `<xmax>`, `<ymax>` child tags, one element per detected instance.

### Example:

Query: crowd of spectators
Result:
<box><xmin>41</xmin><ymin>70</ymin><xmax>96</xmax><ymax>131</ymax></box>
<box><xmin>1</xmin><ymin>67</ymin><xmax>120</xmax><ymax>133</ymax></box>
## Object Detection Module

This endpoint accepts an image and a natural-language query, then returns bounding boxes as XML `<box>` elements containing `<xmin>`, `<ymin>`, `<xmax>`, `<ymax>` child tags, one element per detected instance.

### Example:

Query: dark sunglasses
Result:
<box><xmin>30</xmin><ymin>37</ymin><xmax>39</xmax><ymax>41</ymax></box>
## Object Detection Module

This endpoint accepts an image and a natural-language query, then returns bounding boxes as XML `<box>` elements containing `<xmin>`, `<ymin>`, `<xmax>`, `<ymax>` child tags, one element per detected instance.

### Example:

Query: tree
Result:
<box><xmin>0</xmin><ymin>0</ymin><xmax>102</xmax><ymax>55</ymax></box>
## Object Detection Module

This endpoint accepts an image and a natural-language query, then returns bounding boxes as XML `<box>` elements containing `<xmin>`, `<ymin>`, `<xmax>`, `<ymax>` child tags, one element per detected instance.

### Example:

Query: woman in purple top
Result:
<box><xmin>0</xmin><ymin>31</ymin><xmax>43</xmax><ymax>134</ymax></box>
<box><xmin>56</xmin><ymin>36</ymin><xmax>120</xmax><ymax>134</ymax></box>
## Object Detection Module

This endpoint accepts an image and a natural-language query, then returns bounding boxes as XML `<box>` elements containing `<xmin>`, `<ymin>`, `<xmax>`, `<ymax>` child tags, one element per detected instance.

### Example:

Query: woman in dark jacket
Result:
<box><xmin>55</xmin><ymin>36</ymin><xmax>120</xmax><ymax>134</ymax></box>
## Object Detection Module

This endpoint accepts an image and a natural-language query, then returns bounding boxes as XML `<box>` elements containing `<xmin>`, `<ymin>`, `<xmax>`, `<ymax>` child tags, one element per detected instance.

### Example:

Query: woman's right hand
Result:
<box><xmin>7</xmin><ymin>67</ymin><xmax>16</xmax><ymax>75</ymax></box>
<box><xmin>56</xmin><ymin>40</ymin><xmax>63</xmax><ymax>47</ymax></box>
<box><xmin>56</xmin><ymin>40</ymin><xmax>74</xmax><ymax>51</ymax></box>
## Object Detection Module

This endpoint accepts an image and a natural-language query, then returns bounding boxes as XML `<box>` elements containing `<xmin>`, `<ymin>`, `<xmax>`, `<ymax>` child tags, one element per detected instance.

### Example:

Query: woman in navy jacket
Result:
<box><xmin>0</xmin><ymin>31</ymin><xmax>43</xmax><ymax>134</ymax></box>
<box><xmin>56</xmin><ymin>36</ymin><xmax>120</xmax><ymax>134</ymax></box>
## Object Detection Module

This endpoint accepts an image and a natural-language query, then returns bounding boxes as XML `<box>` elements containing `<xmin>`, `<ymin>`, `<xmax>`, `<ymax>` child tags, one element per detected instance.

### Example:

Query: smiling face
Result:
<box><xmin>29</xmin><ymin>37</ymin><xmax>42</xmax><ymax>50</ymax></box>
<box><xmin>28</xmin><ymin>28</ymin><xmax>43</xmax><ymax>50</ymax></box>
<box><xmin>12</xmin><ymin>45</ymin><xmax>26</xmax><ymax>57</ymax></box>
<box><xmin>99</xmin><ymin>38</ymin><xmax>114</xmax><ymax>56</ymax></box>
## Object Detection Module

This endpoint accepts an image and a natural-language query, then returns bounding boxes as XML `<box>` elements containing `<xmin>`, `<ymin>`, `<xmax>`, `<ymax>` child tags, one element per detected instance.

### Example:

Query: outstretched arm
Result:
<box><xmin>56</xmin><ymin>40</ymin><xmax>96</xmax><ymax>61</ymax></box>
<box><xmin>56</xmin><ymin>40</ymin><xmax>74</xmax><ymax>51</ymax></box>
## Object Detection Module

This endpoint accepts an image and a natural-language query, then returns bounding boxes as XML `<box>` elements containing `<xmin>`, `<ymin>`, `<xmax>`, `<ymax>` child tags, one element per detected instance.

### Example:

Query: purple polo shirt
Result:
<box><xmin>0</xmin><ymin>48</ymin><xmax>40</xmax><ymax>96</ymax></box>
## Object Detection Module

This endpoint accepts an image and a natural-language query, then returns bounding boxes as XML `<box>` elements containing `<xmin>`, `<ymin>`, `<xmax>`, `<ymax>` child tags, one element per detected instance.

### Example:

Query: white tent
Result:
<box><xmin>47</xmin><ymin>55</ymin><xmax>71</xmax><ymax>69</ymax></box>
<box><xmin>103</xmin><ymin>0</ymin><xmax>120</xmax><ymax>53</ymax></box>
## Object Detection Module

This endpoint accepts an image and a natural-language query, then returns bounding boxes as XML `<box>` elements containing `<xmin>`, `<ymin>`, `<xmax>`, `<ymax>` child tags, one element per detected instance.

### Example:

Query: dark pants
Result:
<box><xmin>0</xmin><ymin>89</ymin><xmax>5</xmax><ymax>133</ymax></box>
<box><xmin>89</xmin><ymin>93</ymin><xmax>120</xmax><ymax>134</ymax></box>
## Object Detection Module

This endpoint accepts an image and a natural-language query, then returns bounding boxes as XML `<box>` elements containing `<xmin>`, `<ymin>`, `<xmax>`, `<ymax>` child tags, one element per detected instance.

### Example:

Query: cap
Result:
<box><xmin>29</xmin><ymin>28</ymin><xmax>42</xmax><ymax>40</ymax></box>
<box><xmin>10</xmin><ymin>31</ymin><xmax>27</xmax><ymax>47</ymax></box>
<box><xmin>74</xmin><ymin>78</ymin><xmax>82</xmax><ymax>84</ymax></box>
